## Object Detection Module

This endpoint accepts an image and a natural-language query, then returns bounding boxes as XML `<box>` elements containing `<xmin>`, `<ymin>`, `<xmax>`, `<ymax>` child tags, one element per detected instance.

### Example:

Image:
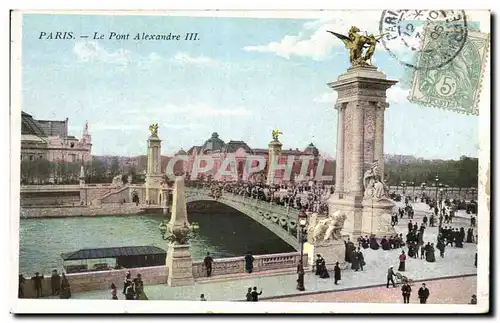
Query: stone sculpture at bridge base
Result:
<box><xmin>304</xmin><ymin>240</ymin><xmax>348</xmax><ymax>271</ymax></box>
<box><xmin>329</xmin><ymin>196</ymin><xmax>396</xmax><ymax>239</ymax></box>
<box><xmin>303</xmin><ymin>211</ymin><xmax>349</xmax><ymax>270</ymax></box>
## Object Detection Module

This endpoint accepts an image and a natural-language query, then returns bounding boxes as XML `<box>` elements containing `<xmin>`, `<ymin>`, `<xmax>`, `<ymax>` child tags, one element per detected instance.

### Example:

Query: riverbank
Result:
<box><xmin>20</xmin><ymin>203</ymin><xmax>156</xmax><ymax>218</ymax></box>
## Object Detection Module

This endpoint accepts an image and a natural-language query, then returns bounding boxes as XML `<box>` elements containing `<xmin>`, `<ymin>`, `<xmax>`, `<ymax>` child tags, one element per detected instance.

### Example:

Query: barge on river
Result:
<box><xmin>61</xmin><ymin>245</ymin><xmax>166</xmax><ymax>274</ymax></box>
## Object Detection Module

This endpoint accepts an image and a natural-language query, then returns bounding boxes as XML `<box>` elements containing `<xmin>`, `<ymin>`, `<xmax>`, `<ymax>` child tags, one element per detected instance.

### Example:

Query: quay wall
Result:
<box><xmin>19</xmin><ymin>252</ymin><xmax>307</xmax><ymax>299</ymax></box>
<box><xmin>20</xmin><ymin>203</ymin><xmax>144</xmax><ymax>218</ymax></box>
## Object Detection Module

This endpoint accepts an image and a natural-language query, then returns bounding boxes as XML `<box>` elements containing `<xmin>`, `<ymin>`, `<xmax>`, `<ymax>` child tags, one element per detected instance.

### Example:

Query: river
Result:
<box><xmin>19</xmin><ymin>207</ymin><xmax>294</xmax><ymax>275</ymax></box>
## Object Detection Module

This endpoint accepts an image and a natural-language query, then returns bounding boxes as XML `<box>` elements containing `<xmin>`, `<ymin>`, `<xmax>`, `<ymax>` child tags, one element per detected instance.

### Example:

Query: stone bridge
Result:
<box><xmin>185</xmin><ymin>187</ymin><xmax>300</xmax><ymax>251</ymax></box>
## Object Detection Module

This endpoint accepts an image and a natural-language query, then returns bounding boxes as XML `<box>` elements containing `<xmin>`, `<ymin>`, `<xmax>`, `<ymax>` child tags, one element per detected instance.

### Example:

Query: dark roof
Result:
<box><xmin>222</xmin><ymin>140</ymin><xmax>253</xmax><ymax>153</ymax></box>
<box><xmin>202</xmin><ymin>132</ymin><xmax>225</xmax><ymax>153</ymax></box>
<box><xmin>21</xmin><ymin>111</ymin><xmax>46</xmax><ymax>137</ymax></box>
<box><xmin>36</xmin><ymin>119</ymin><xmax>68</xmax><ymax>137</ymax></box>
<box><xmin>176</xmin><ymin>148</ymin><xmax>187</xmax><ymax>155</ymax></box>
<box><xmin>61</xmin><ymin>245</ymin><xmax>166</xmax><ymax>261</ymax></box>
<box><xmin>304</xmin><ymin>142</ymin><xmax>319</xmax><ymax>156</ymax></box>
<box><xmin>252</xmin><ymin>148</ymin><xmax>269</xmax><ymax>154</ymax></box>
<box><xmin>187</xmin><ymin>145</ymin><xmax>202</xmax><ymax>155</ymax></box>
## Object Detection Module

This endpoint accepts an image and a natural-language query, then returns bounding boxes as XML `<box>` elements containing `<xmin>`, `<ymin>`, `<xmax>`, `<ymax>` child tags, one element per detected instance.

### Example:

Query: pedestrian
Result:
<box><xmin>358</xmin><ymin>248</ymin><xmax>365</xmax><ymax>271</ymax></box>
<box><xmin>251</xmin><ymin>286</ymin><xmax>263</xmax><ymax>302</ymax></box>
<box><xmin>124</xmin><ymin>280</ymin><xmax>135</xmax><ymax>300</ymax></box>
<box><xmin>398</xmin><ymin>250</ymin><xmax>407</xmax><ymax>271</ymax></box>
<box><xmin>123</xmin><ymin>272</ymin><xmax>132</xmax><ymax>295</ymax></box>
<box><xmin>469</xmin><ymin>294</ymin><xmax>477</xmax><ymax>304</ymax></box>
<box><xmin>386</xmin><ymin>266</ymin><xmax>396</xmax><ymax>288</ymax></box>
<box><xmin>200</xmin><ymin>293</ymin><xmax>207</xmax><ymax>301</ymax></box>
<box><xmin>245</xmin><ymin>287</ymin><xmax>252</xmax><ymax>301</ymax></box>
<box><xmin>418</xmin><ymin>283</ymin><xmax>430</xmax><ymax>304</ymax></box>
<box><xmin>31</xmin><ymin>272</ymin><xmax>44</xmax><ymax>298</ymax></box>
<box><xmin>18</xmin><ymin>274</ymin><xmax>26</xmax><ymax>298</ymax></box>
<box><xmin>244</xmin><ymin>251</ymin><xmax>254</xmax><ymax>273</ymax></box>
<box><xmin>60</xmin><ymin>273</ymin><xmax>71</xmax><ymax>299</ymax></box>
<box><xmin>51</xmin><ymin>269</ymin><xmax>61</xmax><ymax>296</ymax></box>
<box><xmin>437</xmin><ymin>239</ymin><xmax>445</xmax><ymax>258</ymax></box>
<box><xmin>134</xmin><ymin>274</ymin><xmax>146</xmax><ymax>300</ymax></box>
<box><xmin>203</xmin><ymin>252</ymin><xmax>214</xmax><ymax>277</ymax></box>
<box><xmin>401</xmin><ymin>281</ymin><xmax>412</xmax><ymax>304</ymax></box>
<box><xmin>111</xmin><ymin>283</ymin><xmax>118</xmax><ymax>300</ymax></box>
<box><xmin>334</xmin><ymin>262</ymin><xmax>341</xmax><ymax>285</ymax></box>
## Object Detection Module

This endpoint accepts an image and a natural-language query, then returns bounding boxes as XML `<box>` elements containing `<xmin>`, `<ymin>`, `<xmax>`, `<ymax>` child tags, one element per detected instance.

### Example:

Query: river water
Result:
<box><xmin>19</xmin><ymin>208</ymin><xmax>294</xmax><ymax>275</ymax></box>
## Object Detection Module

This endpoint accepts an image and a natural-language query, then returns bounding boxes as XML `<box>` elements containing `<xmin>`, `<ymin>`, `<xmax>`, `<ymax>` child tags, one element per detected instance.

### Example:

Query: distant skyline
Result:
<box><xmin>20</xmin><ymin>12</ymin><xmax>479</xmax><ymax>160</ymax></box>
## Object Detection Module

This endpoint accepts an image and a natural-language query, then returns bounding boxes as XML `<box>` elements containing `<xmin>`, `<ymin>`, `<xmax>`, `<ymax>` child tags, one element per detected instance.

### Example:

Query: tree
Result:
<box><xmin>110</xmin><ymin>156</ymin><xmax>120</xmax><ymax>176</ymax></box>
<box><xmin>89</xmin><ymin>157</ymin><xmax>108</xmax><ymax>183</ymax></box>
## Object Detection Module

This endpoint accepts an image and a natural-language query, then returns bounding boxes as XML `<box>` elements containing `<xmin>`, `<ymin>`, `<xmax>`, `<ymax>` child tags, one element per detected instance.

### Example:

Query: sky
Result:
<box><xmin>19</xmin><ymin>11</ymin><xmax>479</xmax><ymax>159</ymax></box>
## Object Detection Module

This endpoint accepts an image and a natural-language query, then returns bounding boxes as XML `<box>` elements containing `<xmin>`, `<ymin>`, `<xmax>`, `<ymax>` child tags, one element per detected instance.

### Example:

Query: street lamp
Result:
<box><xmin>401</xmin><ymin>181</ymin><xmax>407</xmax><ymax>196</ymax></box>
<box><xmin>421</xmin><ymin>182</ymin><xmax>427</xmax><ymax>202</ymax></box>
<box><xmin>411</xmin><ymin>181</ymin><xmax>415</xmax><ymax>200</ymax></box>
<box><xmin>297</xmin><ymin>209</ymin><xmax>307</xmax><ymax>291</ymax></box>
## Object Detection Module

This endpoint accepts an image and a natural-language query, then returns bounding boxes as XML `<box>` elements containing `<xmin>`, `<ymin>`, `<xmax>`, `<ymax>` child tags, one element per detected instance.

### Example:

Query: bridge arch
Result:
<box><xmin>185</xmin><ymin>189</ymin><xmax>300</xmax><ymax>250</ymax></box>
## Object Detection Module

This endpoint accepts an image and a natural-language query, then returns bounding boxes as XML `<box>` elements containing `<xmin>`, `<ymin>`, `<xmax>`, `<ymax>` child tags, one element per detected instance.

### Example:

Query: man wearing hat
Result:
<box><xmin>386</xmin><ymin>266</ymin><xmax>396</xmax><ymax>288</ymax></box>
<box><xmin>31</xmin><ymin>272</ymin><xmax>44</xmax><ymax>298</ymax></box>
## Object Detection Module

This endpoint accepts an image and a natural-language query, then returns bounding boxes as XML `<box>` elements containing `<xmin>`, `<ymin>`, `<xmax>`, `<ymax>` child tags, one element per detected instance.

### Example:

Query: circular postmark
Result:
<box><xmin>379</xmin><ymin>10</ymin><xmax>468</xmax><ymax>70</ymax></box>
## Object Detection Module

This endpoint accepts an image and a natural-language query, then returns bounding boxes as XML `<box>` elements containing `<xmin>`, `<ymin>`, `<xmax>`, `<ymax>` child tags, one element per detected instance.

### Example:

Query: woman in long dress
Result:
<box><xmin>319</xmin><ymin>257</ymin><xmax>330</xmax><ymax>279</ymax></box>
<box><xmin>426</xmin><ymin>244</ymin><xmax>436</xmax><ymax>262</ymax></box>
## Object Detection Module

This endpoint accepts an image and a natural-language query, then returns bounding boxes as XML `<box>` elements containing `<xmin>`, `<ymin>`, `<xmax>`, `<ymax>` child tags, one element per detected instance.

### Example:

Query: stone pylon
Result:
<box><xmin>165</xmin><ymin>175</ymin><xmax>195</xmax><ymax>287</ymax></box>
<box><xmin>145</xmin><ymin>132</ymin><xmax>163</xmax><ymax>204</ymax></box>
<box><xmin>168</xmin><ymin>175</ymin><xmax>190</xmax><ymax>230</ymax></box>
<box><xmin>327</xmin><ymin>65</ymin><xmax>398</xmax><ymax>239</ymax></box>
<box><xmin>266</xmin><ymin>139</ymin><xmax>283</xmax><ymax>185</ymax></box>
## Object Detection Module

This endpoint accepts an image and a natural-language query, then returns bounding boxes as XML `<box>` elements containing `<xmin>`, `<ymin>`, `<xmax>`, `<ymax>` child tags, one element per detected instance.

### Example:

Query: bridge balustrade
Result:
<box><xmin>191</xmin><ymin>252</ymin><xmax>307</xmax><ymax>279</ymax></box>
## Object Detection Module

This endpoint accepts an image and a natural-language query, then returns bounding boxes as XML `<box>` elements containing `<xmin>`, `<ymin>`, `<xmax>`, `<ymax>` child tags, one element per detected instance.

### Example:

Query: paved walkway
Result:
<box><xmin>60</xmin><ymin>202</ymin><xmax>477</xmax><ymax>301</ymax></box>
<box><xmin>268</xmin><ymin>275</ymin><xmax>477</xmax><ymax>304</ymax></box>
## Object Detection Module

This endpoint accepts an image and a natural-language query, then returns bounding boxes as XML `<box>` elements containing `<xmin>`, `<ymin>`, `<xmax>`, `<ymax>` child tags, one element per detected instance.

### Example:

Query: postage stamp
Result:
<box><xmin>9</xmin><ymin>9</ymin><xmax>490</xmax><ymax>315</ymax></box>
<box><xmin>408</xmin><ymin>28</ymin><xmax>490</xmax><ymax>115</ymax></box>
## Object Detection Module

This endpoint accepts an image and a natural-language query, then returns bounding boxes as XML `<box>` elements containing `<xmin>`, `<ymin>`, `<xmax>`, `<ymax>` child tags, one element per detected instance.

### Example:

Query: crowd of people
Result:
<box><xmin>187</xmin><ymin>179</ymin><xmax>333</xmax><ymax>214</ymax></box>
<box><xmin>18</xmin><ymin>270</ymin><xmax>71</xmax><ymax>299</ymax></box>
<box><xmin>121</xmin><ymin>272</ymin><xmax>146</xmax><ymax>300</ymax></box>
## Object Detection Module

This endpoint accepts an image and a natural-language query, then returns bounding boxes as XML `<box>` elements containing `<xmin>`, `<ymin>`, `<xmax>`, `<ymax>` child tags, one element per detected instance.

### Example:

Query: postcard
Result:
<box><xmin>10</xmin><ymin>9</ymin><xmax>490</xmax><ymax>314</ymax></box>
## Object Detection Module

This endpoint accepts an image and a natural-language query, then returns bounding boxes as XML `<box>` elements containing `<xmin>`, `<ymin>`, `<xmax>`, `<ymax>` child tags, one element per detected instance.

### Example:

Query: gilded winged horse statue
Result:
<box><xmin>327</xmin><ymin>26</ymin><xmax>387</xmax><ymax>66</ymax></box>
<box><xmin>148</xmin><ymin>123</ymin><xmax>159</xmax><ymax>136</ymax></box>
<box><xmin>272</xmin><ymin>129</ymin><xmax>283</xmax><ymax>141</ymax></box>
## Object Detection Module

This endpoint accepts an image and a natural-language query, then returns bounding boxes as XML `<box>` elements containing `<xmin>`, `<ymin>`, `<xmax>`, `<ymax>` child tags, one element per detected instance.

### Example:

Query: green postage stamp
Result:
<box><xmin>408</xmin><ymin>29</ymin><xmax>490</xmax><ymax>115</ymax></box>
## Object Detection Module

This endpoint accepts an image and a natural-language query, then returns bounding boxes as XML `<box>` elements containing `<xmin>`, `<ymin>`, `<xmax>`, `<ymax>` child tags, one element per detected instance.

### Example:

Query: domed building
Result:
<box><xmin>184</xmin><ymin>132</ymin><xmax>331</xmax><ymax>184</ymax></box>
<box><xmin>201</xmin><ymin>132</ymin><xmax>225</xmax><ymax>154</ymax></box>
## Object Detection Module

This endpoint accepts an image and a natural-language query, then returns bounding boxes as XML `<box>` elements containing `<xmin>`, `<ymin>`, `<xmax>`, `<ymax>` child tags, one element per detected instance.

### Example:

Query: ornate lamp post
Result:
<box><xmin>411</xmin><ymin>181</ymin><xmax>415</xmax><ymax>200</ymax></box>
<box><xmin>401</xmin><ymin>181</ymin><xmax>407</xmax><ymax>195</ymax></box>
<box><xmin>434</xmin><ymin>175</ymin><xmax>439</xmax><ymax>202</ymax></box>
<box><xmin>297</xmin><ymin>209</ymin><xmax>307</xmax><ymax>291</ymax></box>
<box><xmin>444</xmin><ymin>184</ymin><xmax>449</xmax><ymax>199</ymax></box>
<box><xmin>421</xmin><ymin>182</ymin><xmax>427</xmax><ymax>202</ymax></box>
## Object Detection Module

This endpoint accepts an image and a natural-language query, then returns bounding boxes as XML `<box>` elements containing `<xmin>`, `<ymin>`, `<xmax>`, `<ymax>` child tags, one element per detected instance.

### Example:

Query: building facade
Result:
<box><xmin>179</xmin><ymin>132</ymin><xmax>331</xmax><ymax>184</ymax></box>
<box><xmin>21</xmin><ymin>111</ymin><xmax>92</xmax><ymax>164</ymax></box>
